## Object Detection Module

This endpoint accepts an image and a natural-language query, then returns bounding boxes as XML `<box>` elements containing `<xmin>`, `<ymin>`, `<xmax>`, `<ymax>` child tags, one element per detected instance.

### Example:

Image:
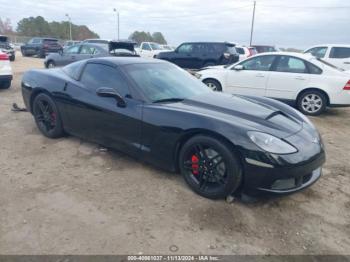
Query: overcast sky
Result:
<box><xmin>1</xmin><ymin>0</ymin><xmax>349</xmax><ymax>48</ymax></box>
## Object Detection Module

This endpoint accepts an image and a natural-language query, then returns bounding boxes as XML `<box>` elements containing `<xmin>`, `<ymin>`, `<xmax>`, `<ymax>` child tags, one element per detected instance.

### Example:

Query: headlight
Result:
<box><xmin>248</xmin><ymin>131</ymin><xmax>297</xmax><ymax>154</ymax></box>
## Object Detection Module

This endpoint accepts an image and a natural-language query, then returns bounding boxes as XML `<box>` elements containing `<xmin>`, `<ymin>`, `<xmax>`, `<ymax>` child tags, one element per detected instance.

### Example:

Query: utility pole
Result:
<box><xmin>65</xmin><ymin>14</ymin><xmax>72</xmax><ymax>40</ymax></box>
<box><xmin>113</xmin><ymin>8</ymin><xmax>120</xmax><ymax>40</ymax></box>
<box><xmin>249</xmin><ymin>1</ymin><xmax>256</xmax><ymax>46</ymax></box>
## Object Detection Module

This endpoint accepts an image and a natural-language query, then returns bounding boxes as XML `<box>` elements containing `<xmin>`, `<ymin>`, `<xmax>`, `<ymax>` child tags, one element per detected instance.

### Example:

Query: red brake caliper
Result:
<box><xmin>191</xmin><ymin>155</ymin><xmax>199</xmax><ymax>175</ymax></box>
<box><xmin>51</xmin><ymin>112</ymin><xmax>56</xmax><ymax>124</ymax></box>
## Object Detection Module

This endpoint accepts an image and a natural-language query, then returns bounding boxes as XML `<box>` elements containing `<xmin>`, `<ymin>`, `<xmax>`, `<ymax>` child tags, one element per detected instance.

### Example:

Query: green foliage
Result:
<box><xmin>16</xmin><ymin>16</ymin><xmax>99</xmax><ymax>40</ymax></box>
<box><xmin>129</xmin><ymin>31</ymin><xmax>167</xmax><ymax>45</ymax></box>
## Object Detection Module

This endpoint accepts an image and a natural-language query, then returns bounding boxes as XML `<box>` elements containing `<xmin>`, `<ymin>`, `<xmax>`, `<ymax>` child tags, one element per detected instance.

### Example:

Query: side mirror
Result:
<box><xmin>233</xmin><ymin>65</ymin><xmax>244</xmax><ymax>71</ymax></box>
<box><xmin>96</xmin><ymin>87</ymin><xmax>126</xmax><ymax>108</ymax></box>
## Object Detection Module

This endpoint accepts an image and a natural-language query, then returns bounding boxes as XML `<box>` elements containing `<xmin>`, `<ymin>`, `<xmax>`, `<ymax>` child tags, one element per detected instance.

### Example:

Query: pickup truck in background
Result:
<box><xmin>137</xmin><ymin>42</ymin><xmax>166</xmax><ymax>58</ymax></box>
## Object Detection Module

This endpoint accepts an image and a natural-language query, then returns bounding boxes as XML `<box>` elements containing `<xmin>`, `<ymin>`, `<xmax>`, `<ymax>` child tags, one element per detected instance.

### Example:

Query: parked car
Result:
<box><xmin>0</xmin><ymin>35</ymin><xmax>15</xmax><ymax>61</ymax></box>
<box><xmin>63</xmin><ymin>40</ymin><xmax>81</xmax><ymax>48</ymax></box>
<box><xmin>252</xmin><ymin>45</ymin><xmax>279</xmax><ymax>53</ymax></box>
<box><xmin>157</xmin><ymin>42</ymin><xmax>239</xmax><ymax>69</ymax></box>
<box><xmin>44</xmin><ymin>41</ymin><xmax>139</xmax><ymax>68</ymax></box>
<box><xmin>197</xmin><ymin>52</ymin><xmax>350</xmax><ymax>115</ymax></box>
<box><xmin>22</xmin><ymin>57</ymin><xmax>325</xmax><ymax>199</ymax></box>
<box><xmin>137</xmin><ymin>42</ymin><xmax>166</xmax><ymax>58</ymax></box>
<box><xmin>236</xmin><ymin>46</ymin><xmax>257</xmax><ymax>61</ymax></box>
<box><xmin>21</xmin><ymin>37</ymin><xmax>62</xmax><ymax>58</ymax></box>
<box><xmin>304</xmin><ymin>44</ymin><xmax>350</xmax><ymax>71</ymax></box>
<box><xmin>0</xmin><ymin>51</ymin><xmax>12</xmax><ymax>89</ymax></box>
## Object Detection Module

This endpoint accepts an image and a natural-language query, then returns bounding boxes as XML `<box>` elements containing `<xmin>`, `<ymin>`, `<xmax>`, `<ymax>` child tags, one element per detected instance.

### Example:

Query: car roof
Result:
<box><xmin>87</xmin><ymin>57</ymin><xmax>167</xmax><ymax>66</ymax></box>
<box><xmin>305</xmin><ymin>44</ymin><xmax>350</xmax><ymax>49</ymax></box>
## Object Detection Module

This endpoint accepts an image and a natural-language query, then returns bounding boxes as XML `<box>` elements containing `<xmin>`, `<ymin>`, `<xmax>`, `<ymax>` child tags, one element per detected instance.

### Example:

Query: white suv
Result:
<box><xmin>304</xmin><ymin>44</ymin><xmax>350</xmax><ymax>70</ymax></box>
<box><xmin>236</xmin><ymin>46</ymin><xmax>257</xmax><ymax>61</ymax></box>
<box><xmin>0</xmin><ymin>51</ymin><xmax>12</xmax><ymax>89</ymax></box>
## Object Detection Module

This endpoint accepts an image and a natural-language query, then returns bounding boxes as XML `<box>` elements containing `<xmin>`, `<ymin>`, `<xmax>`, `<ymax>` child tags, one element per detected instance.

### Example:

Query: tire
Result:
<box><xmin>0</xmin><ymin>80</ymin><xmax>11</xmax><ymax>89</ymax></box>
<box><xmin>32</xmin><ymin>93</ymin><xmax>64</xmax><ymax>138</ymax></box>
<box><xmin>21</xmin><ymin>49</ymin><xmax>28</xmax><ymax>57</ymax></box>
<box><xmin>10</xmin><ymin>56</ymin><xmax>15</xmax><ymax>62</ymax></box>
<box><xmin>38</xmin><ymin>49</ymin><xmax>45</xmax><ymax>58</ymax></box>
<box><xmin>179</xmin><ymin>135</ymin><xmax>242</xmax><ymax>199</ymax></box>
<box><xmin>203</xmin><ymin>79</ymin><xmax>222</xmax><ymax>91</ymax></box>
<box><xmin>297</xmin><ymin>90</ymin><xmax>327</xmax><ymax>116</ymax></box>
<box><xmin>46</xmin><ymin>60</ymin><xmax>56</xmax><ymax>68</ymax></box>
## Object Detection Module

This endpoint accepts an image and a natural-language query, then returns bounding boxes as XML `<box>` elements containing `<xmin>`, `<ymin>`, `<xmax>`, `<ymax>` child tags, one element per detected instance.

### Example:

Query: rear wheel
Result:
<box><xmin>21</xmin><ymin>49</ymin><xmax>28</xmax><ymax>57</ymax></box>
<box><xmin>297</xmin><ymin>90</ymin><xmax>327</xmax><ymax>116</ymax></box>
<box><xmin>47</xmin><ymin>60</ymin><xmax>55</xmax><ymax>68</ymax></box>
<box><xmin>33</xmin><ymin>93</ymin><xmax>64</xmax><ymax>138</ymax></box>
<box><xmin>179</xmin><ymin>135</ymin><xmax>242</xmax><ymax>199</ymax></box>
<box><xmin>203</xmin><ymin>79</ymin><xmax>222</xmax><ymax>91</ymax></box>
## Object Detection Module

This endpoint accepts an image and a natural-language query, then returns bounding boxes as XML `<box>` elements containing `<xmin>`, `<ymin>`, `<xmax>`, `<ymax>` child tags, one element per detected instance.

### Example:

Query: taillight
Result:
<box><xmin>344</xmin><ymin>80</ymin><xmax>350</xmax><ymax>90</ymax></box>
<box><xmin>0</xmin><ymin>53</ymin><xmax>9</xmax><ymax>60</ymax></box>
<box><xmin>43</xmin><ymin>44</ymin><xmax>49</xmax><ymax>49</ymax></box>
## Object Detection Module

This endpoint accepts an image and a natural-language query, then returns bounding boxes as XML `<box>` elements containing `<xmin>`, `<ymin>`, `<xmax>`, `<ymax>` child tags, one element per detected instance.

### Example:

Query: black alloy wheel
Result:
<box><xmin>179</xmin><ymin>135</ymin><xmax>242</xmax><ymax>199</ymax></box>
<box><xmin>33</xmin><ymin>93</ymin><xmax>64</xmax><ymax>138</ymax></box>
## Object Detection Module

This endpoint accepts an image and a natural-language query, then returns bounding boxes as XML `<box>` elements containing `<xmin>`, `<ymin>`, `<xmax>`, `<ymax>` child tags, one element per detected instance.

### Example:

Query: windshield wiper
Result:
<box><xmin>153</xmin><ymin>98</ymin><xmax>184</xmax><ymax>103</ymax></box>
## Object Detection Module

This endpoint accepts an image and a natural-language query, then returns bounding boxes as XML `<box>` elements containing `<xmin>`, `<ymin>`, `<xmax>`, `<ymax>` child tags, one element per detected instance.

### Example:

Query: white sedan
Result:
<box><xmin>198</xmin><ymin>52</ymin><xmax>350</xmax><ymax>115</ymax></box>
<box><xmin>0</xmin><ymin>51</ymin><xmax>12</xmax><ymax>89</ymax></box>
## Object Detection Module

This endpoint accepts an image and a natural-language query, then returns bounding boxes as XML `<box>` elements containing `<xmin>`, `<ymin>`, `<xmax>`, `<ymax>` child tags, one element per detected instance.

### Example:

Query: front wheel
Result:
<box><xmin>203</xmin><ymin>79</ymin><xmax>222</xmax><ymax>91</ymax></box>
<box><xmin>297</xmin><ymin>90</ymin><xmax>327</xmax><ymax>116</ymax></box>
<box><xmin>179</xmin><ymin>135</ymin><xmax>242</xmax><ymax>199</ymax></box>
<box><xmin>46</xmin><ymin>60</ymin><xmax>55</xmax><ymax>68</ymax></box>
<box><xmin>33</xmin><ymin>93</ymin><xmax>64</xmax><ymax>138</ymax></box>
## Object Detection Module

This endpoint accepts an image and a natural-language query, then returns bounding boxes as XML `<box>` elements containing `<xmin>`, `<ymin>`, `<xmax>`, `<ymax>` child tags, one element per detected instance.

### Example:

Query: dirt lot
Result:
<box><xmin>0</xmin><ymin>54</ymin><xmax>349</xmax><ymax>255</ymax></box>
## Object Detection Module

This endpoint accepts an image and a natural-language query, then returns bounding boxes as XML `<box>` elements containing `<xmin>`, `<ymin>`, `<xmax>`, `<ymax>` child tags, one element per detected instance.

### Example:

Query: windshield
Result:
<box><xmin>150</xmin><ymin>43</ymin><xmax>162</xmax><ymax>50</ymax></box>
<box><xmin>316</xmin><ymin>58</ymin><xmax>344</xmax><ymax>71</ymax></box>
<box><xmin>125</xmin><ymin>63</ymin><xmax>211</xmax><ymax>102</ymax></box>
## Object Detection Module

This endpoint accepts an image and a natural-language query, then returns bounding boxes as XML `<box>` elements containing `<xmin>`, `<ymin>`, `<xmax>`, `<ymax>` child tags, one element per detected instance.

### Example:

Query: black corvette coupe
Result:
<box><xmin>21</xmin><ymin>57</ymin><xmax>325</xmax><ymax>199</ymax></box>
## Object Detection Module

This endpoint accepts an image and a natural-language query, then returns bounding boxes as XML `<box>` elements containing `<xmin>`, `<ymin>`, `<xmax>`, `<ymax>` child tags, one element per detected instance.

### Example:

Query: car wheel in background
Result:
<box><xmin>203</xmin><ymin>79</ymin><xmax>222</xmax><ymax>91</ymax></box>
<box><xmin>10</xmin><ymin>55</ymin><xmax>15</xmax><ymax>62</ymax></box>
<box><xmin>32</xmin><ymin>93</ymin><xmax>64</xmax><ymax>138</ymax></box>
<box><xmin>0</xmin><ymin>81</ymin><xmax>11</xmax><ymax>89</ymax></box>
<box><xmin>297</xmin><ymin>90</ymin><xmax>327</xmax><ymax>116</ymax></box>
<box><xmin>179</xmin><ymin>135</ymin><xmax>242</xmax><ymax>199</ymax></box>
<box><xmin>21</xmin><ymin>50</ymin><xmax>28</xmax><ymax>57</ymax></box>
<box><xmin>47</xmin><ymin>61</ymin><xmax>56</xmax><ymax>68</ymax></box>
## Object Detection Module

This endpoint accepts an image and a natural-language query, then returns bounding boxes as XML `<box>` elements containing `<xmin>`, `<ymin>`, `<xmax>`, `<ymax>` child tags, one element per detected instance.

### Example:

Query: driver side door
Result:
<box><xmin>226</xmin><ymin>55</ymin><xmax>276</xmax><ymax>96</ymax></box>
<box><xmin>63</xmin><ymin>62</ymin><xmax>143</xmax><ymax>156</ymax></box>
<box><xmin>58</xmin><ymin>45</ymin><xmax>81</xmax><ymax>66</ymax></box>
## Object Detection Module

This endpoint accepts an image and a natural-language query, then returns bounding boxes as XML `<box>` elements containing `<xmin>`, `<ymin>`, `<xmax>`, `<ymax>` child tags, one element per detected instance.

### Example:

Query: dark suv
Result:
<box><xmin>156</xmin><ymin>42</ymin><xmax>239</xmax><ymax>69</ymax></box>
<box><xmin>21</xmin><ymin>37</ymin><xmax>62</xmax><ymax>58</ymax></box>
<box><xmin>0</xmin><ymin>35</ymin><xmax>15</xmax><ymax>61</ymax></box>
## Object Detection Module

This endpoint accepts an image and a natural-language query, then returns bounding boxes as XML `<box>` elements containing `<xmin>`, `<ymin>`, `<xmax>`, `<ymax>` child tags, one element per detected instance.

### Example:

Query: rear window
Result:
<box><xmin>43</xmin><ymin>39</ymin><xmax>58</xmax><ymax>44</ymax></box>
<box><xmin>316</xmin><ymin>58</ymin><xmax>344</xmax><ymax>71</ymax></box>
<box><xmin>248</xmin><ymin>48</ymin><xmax>257</xmax><ymax>55</ymax></box>
<box><xmin>329</xmin><ymin>47</ymin><xmax>350</xmax><ymax>59</ymax></box>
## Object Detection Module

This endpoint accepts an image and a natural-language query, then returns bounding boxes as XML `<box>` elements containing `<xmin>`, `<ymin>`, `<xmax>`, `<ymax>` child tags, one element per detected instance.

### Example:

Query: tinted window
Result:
<box><xmin>305</xmin><ymin>47</ymin><xmax>327</xmax><ymax>58</ymax></box>
<box><xmin>236</xmin><ymin>47</ymin><xmax>245</xmax><ymax>54</ymax></box>
<box><xmin>80</xmin><ymin>63</ymin><xmax>129</xmax><ymax>95</ymax></box>
<box><xmin>240</xmin><ymin>55</ymin><xmax>275</xmax><ymax>71</ymax></box>
<box><xmin>62</xmin><ymin>60</ymin><xmax>85</xmax><ymax>80</ymax></box>
<box><xmin>329</xmin><ymin>47</ymin><xmax>350</xmax><ymax>58</ymax></box>
<box><xmin>66</xmin><ymin>45</ymin><xmax>80</xmax><ymax>54</ymax></box>
<box><xmin>177</xmin><ymin>43</ymin><xmax>193</xmax><ymax>54</ymax></box>
<box><xmin>43</xmin><ymin>39</ymin><xmax>58</xmax><ymax>44</ymax></box>
<box><xmin>306</xmin><ymin>61</ymin><xmax>322</xmax><ymax>74</ymax></box>
<box><xmin>275</xmin><ymin>56</ymin><xmax>307</xmax><ymax>73</ymax></box>
<box><xmin>32</xmin><ymin>38</ymin><xmax>41</xmax><ymax>44</ymax></box>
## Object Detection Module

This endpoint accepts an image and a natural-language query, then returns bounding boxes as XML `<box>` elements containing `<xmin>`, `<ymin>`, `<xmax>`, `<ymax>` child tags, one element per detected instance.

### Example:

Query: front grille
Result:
<box><xmin>271</xmin><ymin>173</ymin><xmax>313</xmax><ymax>190</ymax></box>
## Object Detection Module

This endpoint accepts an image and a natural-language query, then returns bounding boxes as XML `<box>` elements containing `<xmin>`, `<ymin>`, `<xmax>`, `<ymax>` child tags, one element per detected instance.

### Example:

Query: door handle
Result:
<box><xmin>255</xmin><ymin>74</ymin><xmax>265</xmax><ymax>77</ymax></box>
<box><xmin>295</xmin><ymin>76</ymin><xmax>306</xmax><ymax>80</ymax></box>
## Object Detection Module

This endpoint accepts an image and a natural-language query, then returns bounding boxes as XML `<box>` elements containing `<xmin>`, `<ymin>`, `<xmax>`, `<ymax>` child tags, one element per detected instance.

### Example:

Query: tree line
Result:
<box><xmin>128</xmin><ymin>31</ymin><xmax>167</xmax><ymax>45</ymax></box>
<box><xmin>0</xmin><ymin>16</ymin><xmax>99</xmax><ymax>40</ymax></box>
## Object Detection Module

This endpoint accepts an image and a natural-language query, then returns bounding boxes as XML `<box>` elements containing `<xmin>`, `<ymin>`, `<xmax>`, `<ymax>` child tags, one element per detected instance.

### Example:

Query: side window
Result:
<box><xmin>32</xmin><ymin>38</ymin><xmax>41</xmax><ymax>44</ymax></box>
<box><xmin>66</xmin><ymin>45</ymin><xmax>80</xmax><ymax>54</ymax></box>
<box><xmin>240</xmin><ymin>55</ymin><xmax>275</xmax><ymax>71</ymax></box>
<box><xmin>275</xmin><ymin>56</ymin><xmax>307</xmax><ymax>73</ymax></box>
<box><xmin>177</xmin><ymin>44</ymin><xmax>193</xmax><ymax>54</ymax></box>
<box><xmin>80</xmin><ymin>45</ymin><xmax>94</xmax><ymax>55</ymax></box>
<box><xmin>329</xmin><ymin>47</ymin><xmax>350</xmax><ymax>59</ymax></box>
<box><xmin>306</xmin><ymin>62</ymin><xmax>322</xmax><ymax>74</ymax></box>
<box><xmin>142</xmin><ymin>43</ymin><xmax>151</xmax><ymax>51</ymax></box>
<box><xmin>62</xmin><ymin>60</ymin><xmax>85</xmax><ymax>80</ymax></box>
<box><xmin>80</xmin><ymin>63</ymin><xmax>129</xmax><ymax>96</ymax></box>
<box><xmin>305</xmin><ymin>47</ymin><xmax>327</xmax><ymax>58</ymax></box>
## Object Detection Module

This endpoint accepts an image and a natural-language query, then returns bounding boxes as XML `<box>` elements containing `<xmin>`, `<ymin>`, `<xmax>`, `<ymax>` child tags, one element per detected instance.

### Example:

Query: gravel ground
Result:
<box><xmin>0</xmin><ymin>53</ymin><xmax>349</xmax><ymax>255</ymax></box>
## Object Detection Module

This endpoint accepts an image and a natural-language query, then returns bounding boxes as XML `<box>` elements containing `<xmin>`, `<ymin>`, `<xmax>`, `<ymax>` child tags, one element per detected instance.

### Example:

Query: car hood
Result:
<box><xmin>165</xmin><ymin>92</ymin><xmax>304</xmax><ymax>138</ymax></box>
